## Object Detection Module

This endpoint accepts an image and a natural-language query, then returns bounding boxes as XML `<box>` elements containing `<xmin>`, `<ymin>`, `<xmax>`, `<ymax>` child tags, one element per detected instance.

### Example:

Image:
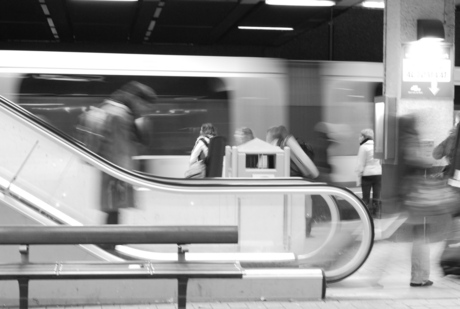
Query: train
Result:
<box><xmin>0</xmin><ymin>50</ymin><xmax>388</xmax><ymax>185</ymax></box>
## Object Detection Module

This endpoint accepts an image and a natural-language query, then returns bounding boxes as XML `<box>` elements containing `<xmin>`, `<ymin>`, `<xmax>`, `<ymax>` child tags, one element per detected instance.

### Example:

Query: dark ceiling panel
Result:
<box><xmin>149</xmin><ymin>26</ymin><xmax>212</xmax><ymax>45</ymax></box>
<box><xmin>67</xmin><ymin>1</ymin><xmax>138</xmax><ymax>41</ymax></box>
<box><xmin>0</xmin><ymin>24</ymin><xmax>54</xmax><ymax>41</ymax></box>
<box><xmin>72</xmin><ymin>25</ymin><xmax>132</xmax><ymax>42</ymax></box>
<box><xmin>0</xmin><ymin>0</ymin><xmax>53</xmax><ymax>41</ymax></box>
<box><xmin>239</xmin><ymin>3</ymin><xmax>331</xmax><ymax>28</ymax></box>
<box><xmin>0</xmin><ymin>0</ymin><xmax>44</xmax><ymax>21</ymax></box>
<box><xmin>159</xmin><ymin>0</ymin><xmax>238</xmax><ymax>27</ymax></box>
<box><xmin>0</xmin><ymin>0</ymin><xmax>392</xmax><ymax>57</ymax></box>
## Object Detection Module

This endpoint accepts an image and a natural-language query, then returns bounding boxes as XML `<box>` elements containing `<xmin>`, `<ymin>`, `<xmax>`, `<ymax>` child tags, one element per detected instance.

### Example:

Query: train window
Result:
<box><xmin>17</xmin><ymin>74</ymin><xmax>230</xmax><ymax>156</ymax></box>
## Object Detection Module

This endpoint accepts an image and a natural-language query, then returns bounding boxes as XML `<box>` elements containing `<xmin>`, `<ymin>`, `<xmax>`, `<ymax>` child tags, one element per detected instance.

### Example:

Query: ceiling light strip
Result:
<box><xmin>265</xmin><ymin>0</ymin><xmax>335</xmax><ymax>7</ymax></box>
<box><xmin>144</xmin><ymin>0</ymin><xmax>164</xmax><ymax>42</ymax></box>
<box><xmin>38</xmin><ymin>0</ymin><xmax>59</xmax><ymax>40</ymax></box>
<box><xmin>238</xmin><ymin>26</ymin><xmax>294</xmax><ymax>31</ymax></box>
<box><xmin>361</xmin><ymin>1</ymin><xmax>385</xmax><ymax>9</ymax></box>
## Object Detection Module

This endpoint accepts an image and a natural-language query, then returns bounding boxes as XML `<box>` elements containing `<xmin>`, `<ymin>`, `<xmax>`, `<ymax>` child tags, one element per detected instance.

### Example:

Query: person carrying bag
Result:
<box><xmin>185</xmin><ymin>123</ymin><xmax>217</xmax><ymax>179</ymax></box>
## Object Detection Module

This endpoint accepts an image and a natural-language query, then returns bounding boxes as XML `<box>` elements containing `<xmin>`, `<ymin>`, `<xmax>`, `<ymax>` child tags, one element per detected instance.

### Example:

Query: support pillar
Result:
<box><xmin>381</xmin><ymin>0</ymin><xmax>455</xmax><ymax>214</ymax></box>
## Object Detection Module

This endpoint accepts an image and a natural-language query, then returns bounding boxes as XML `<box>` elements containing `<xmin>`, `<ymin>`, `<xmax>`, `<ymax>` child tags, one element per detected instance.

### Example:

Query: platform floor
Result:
<box><xmin>27</xmin><ymin>237</ymin><xmax>460</xmax><ymax>309</ymax></box>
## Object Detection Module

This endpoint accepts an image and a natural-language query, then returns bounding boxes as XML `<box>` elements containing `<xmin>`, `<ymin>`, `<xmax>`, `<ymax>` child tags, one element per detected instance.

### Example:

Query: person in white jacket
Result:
<box><xmin>355</xmin><ymin>128</ymin><xmax>382</xmax><ymax>216</ymax></box>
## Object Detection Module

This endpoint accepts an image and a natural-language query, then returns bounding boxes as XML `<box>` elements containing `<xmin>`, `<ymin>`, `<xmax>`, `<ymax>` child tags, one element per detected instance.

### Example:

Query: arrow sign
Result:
<box><xmin>429</xmin><ymin>80</ymin><xmax>440</xmax><ymax>95</ymax></box>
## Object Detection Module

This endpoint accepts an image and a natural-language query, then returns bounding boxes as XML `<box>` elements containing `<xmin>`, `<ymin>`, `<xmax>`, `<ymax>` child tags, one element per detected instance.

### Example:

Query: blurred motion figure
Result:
<box><xmin>397</xmin><ymin>114</ymin><xmax>433</xmax><ymax>287</ymax></box>
<box><xmin>234</xmin><ymin>127</ymin><xmax>254</xmax><ymax>146</ymax></box>
<box><xmin>234</xmin><ymin>127</ymin><xmax>259</xmax><ymax>168</ymax></box>
<box><xmin>266</xmin><ymin>125</ymin><xmax>318</xmax><ymax>179</ymax></box>
<box><xmin>77</xmin><ymin>81</ymin><xmax>157</xmax><ymax>225</ymax></box>
<box><xmin>432</xmin><ymin>123</ymin><xmax>460</xmax><ymax>178</ymax></box>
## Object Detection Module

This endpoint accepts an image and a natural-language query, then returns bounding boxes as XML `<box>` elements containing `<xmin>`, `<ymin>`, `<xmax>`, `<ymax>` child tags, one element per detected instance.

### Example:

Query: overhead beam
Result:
<box><xmin>205</xmin><ymin>0</ymin><xmax>261</xmax><ymax>44</ymax></box>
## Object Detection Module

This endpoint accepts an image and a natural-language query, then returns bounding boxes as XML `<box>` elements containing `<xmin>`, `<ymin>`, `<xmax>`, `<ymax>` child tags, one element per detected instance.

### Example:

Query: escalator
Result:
<box><xmin>0</xmin><ymin>95</ymin><xmax>374</xmax><ymax>284</ymax></box>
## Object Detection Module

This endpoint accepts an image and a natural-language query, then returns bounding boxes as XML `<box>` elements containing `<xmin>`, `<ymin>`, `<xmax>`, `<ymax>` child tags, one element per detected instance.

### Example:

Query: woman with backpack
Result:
<box><xmin>185</xmin><ymin>123</ymin><xmax>217</xmax><ymax>178</ymax></box>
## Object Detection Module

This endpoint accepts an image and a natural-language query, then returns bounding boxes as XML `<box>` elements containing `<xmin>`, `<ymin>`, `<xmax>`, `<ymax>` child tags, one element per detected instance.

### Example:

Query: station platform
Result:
<box><xmin>28</xmin><ymin>238</ymin><xmax>460</xmax><ymax>309</ymax></box>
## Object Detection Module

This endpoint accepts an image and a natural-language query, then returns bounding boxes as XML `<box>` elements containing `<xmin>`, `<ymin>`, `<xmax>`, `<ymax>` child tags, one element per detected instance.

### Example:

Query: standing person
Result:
<box><xmin>185</xmin><ymin>123</ymin><xmax>217</xmax><ymax>178</ymax></box>
<box><xmin>398</xmin><ymin>114</ymin><xmax>433</xmax><ymax>287</ymax></box>
<box><xmin>77</xmin><ymin>81</ymin><xmax>157</xmax><ymax>225</ymax></box>
<box><xmin>355</xmin><ymin>128</ymin><xmax>382</xmax><ymax>217</ymax></box>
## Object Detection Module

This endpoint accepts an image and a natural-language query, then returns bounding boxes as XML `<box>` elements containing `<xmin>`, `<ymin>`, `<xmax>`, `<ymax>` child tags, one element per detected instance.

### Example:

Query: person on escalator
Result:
<box><xmin>77</xmin><ymin>81</ymin><xmax>157</xmax><ymax>225</ymax></box>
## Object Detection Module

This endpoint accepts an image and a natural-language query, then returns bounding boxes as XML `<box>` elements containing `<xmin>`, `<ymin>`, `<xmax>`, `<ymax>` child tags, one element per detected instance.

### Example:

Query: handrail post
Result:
<box><xmin>177</xmin><ymin>278</ymin><xmax>189</xmax><ymax>309</ymax></box>
<box><xmin>19</xmin><ymin>245</ymin><xmax>29</xmax><ymax>263</ymax></box>
<box><xmin>177</xmin><ymin>244</ymin><xmax>188</xmax><ymax>263</ymax></box>
<box><xmin>18</xmin><ymin>278</ymin><xmax>29</xmax><ymax>309</ymax></box>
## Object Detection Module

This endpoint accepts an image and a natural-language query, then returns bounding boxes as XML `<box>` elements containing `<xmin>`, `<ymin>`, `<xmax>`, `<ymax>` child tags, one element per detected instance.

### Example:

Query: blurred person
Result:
<box><xmin>234</xmin><ymin>127</ymin><xmax>259</xmax><ymax>168</ymax></box>
<box><xmin>398</xmin><ymin>114</ymin><xmax>434</xmax><ymax>287</ymax></box>
<box><xmin>185</xmin><ymin>123</ymin><xmax>217</xmax><ymax>178</ymax></box>
<box><xmin>77</xmin><ymin>81</ymin><xmax>157</xmax><ymax>225</ymax></box>
<box><xmin>266</xmin><ymin>125</ymin><xmax>319</xmax><ymax>179</ymax></box>
<box><xmin>312</xmin><ymin>122</ymin><xmax>334</xmax><ymax>183</ymax></box>
<box><xmin>432</xmin><ymin>122</ymin><xmax>460</xmax><ymax>178</ymax></box>
<box><xmin>234</xmin><ymin>127</ymin><xmax>254</xmax><ymax>146</ymax></box>
<box><xmin>267</xmin><ymin>125</ymin><xmax>318</xmax><ymax>237</ymax></box>
<box><xmin>355</xmin><ymin>128</ymin><xmax>382</xmax><ymax>217</ymax></box>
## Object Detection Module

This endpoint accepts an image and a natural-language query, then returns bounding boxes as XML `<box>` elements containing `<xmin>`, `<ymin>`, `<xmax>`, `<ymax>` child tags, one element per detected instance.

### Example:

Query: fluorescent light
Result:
<box><xmin>266</xmin><ymin>0</ymin><xmax>335</xmax><ymax>6</ymax></box>
<box><xmin>238</xmin><ymin>26</ymin><xmax>294</xmax><ymax>31</ymax></box>
<box><xmin>361</xmin><ymin>1</ymin><xmax>384</xmax><ymax>9</ymax></box>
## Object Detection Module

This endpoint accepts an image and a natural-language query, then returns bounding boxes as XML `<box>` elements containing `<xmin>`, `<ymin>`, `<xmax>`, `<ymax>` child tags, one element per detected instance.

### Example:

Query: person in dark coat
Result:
<box><xmin>78</xmin><ymin>81</ymin><xmax>157</xmax><ymax>225</ymax></box>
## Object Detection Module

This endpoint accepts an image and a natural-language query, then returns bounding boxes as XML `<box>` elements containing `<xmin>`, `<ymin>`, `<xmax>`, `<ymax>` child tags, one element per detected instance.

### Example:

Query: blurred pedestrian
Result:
<box><xmin>266</xmin><ymin>125</ymin><xmax>319</xmax><ymax>179</ymax></box>
<box><xmin>185</xmin><ymin>123</ymin><xmax>217</xmax><ymax>178</ymax></box>
<box><xmin>433</xmin><ymin>122</ymin><xmax>460</xmax><ymax>178</ymax></box>
<box><xmin>77</xmin><ymin>81</ymin><xmax>157</xmax><ymax>225</ymax></box>
<box><xmin>355</xmin><ymin>128</ymin><xmax>382</xmax><ymax>217</ymax></box>
<box><xmin>313</xmin><ymin>122</ymin><xmax>334</xmax><ymax>183</ymax></box>
<box><xmin>234</xmin><ymin>127</ymin><xmax>259</xmax><ymax>168</ymax></box>
<box><xmin>398</xmin><ymin>114</ymin><xmax>434</xmax><ymax>287</ymax></box>
<box><xmin>234</xmin><ymin>127</ymin><xmax>254</xmax><ymax>146</ymax></box>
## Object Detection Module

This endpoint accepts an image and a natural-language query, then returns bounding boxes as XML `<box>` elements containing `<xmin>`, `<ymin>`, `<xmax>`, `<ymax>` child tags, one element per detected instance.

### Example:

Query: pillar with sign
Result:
<box><xmin>381</xmin><ymin>0</ymin><xmax>455</xmax><ymax>214</ymax></box>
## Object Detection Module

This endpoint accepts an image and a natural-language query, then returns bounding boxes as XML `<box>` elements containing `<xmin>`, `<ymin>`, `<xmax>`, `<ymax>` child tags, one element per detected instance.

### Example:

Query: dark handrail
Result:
<box><xmin>0</xmin><ymin>226</ymin><xmax>238</xmax><ymax>245</ymax></box>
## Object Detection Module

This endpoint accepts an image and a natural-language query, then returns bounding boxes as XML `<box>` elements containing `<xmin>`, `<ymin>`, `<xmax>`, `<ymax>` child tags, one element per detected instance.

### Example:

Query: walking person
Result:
<box><xmin>398</xmin><ymin>114</ymin><xmax>434</xmax><ymax>287</ymax></box>
<box><xmin>77</xmin><ymin>81</ymin><xmax>157</xmax><ymax>225</ymax></box>
<box><xmin>355</xmin><ymin>128</ymin><xmax>382</xmax><ymax>217</ymax></box>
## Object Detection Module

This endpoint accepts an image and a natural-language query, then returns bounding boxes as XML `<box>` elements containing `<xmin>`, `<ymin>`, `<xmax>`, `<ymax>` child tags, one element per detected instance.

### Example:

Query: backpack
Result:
<box><xmin>75</xmin><ymin>106</ymin><xmax>110</xmax><ymax>155</ymax></box>
<box><xmin>277</xmin><ymin>135</ymin><xmax>315</xmax><ymax>177</ymax></box>
<box><xmin>205</xmin><ymin>136</ymin><xmax>225</xmax><ymax>177</ymax></box>
<box><xmin>296</xmin><ymin>137</ymin><xmax>315</xmax><ymax>161</ymax></box>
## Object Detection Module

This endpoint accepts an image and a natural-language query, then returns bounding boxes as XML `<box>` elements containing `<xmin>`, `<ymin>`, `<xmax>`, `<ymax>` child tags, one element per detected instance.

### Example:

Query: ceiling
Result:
<box><xmin>1</xmin><ymin>0</ymin><xmax>382</xmax><ymax>48</ymax></box>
